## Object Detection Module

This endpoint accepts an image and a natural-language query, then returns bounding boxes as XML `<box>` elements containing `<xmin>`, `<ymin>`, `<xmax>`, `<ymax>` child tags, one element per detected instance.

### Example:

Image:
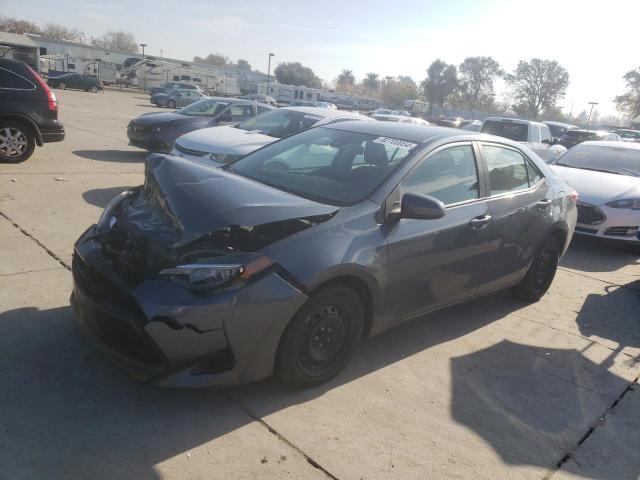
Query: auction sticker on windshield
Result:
<box><xmin>373</xmin><ymin>137</ymin><xmax>418</xmax><ymax>150</ymax></box>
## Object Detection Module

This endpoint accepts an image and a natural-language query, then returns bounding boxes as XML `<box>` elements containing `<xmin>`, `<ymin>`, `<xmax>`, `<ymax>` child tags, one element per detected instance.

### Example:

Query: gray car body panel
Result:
<box><xmin>72</xmin><ymin>123</ymin><xmax>576</xmax><ymax>387</ymax></box>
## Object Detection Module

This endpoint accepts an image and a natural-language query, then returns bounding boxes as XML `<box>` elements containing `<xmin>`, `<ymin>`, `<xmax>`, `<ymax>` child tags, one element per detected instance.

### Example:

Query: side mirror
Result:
<box><xmin>398</xmin><ymin>193</ymin><xmax>446</xmax><ymax>220</ymax></box>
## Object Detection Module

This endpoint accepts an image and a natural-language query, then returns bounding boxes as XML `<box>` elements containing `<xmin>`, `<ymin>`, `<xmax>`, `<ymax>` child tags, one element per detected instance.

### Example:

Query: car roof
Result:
<box><xmin>280</xmin><ymin>106</ymin><xmax>367</xmax><ymax>119</ymax></box>
<box><xmin>485</xmin><ymin>117</ymin><xmax>546</xmax><ymax>127</ymax></box>
<box><xmin>543</xmin><ymin>121</ymin><xmax>577</xmax><ymax>128</ymax></box>
<box><xmin>324</xmin><ymin>120</ymin><xmax>470</xmax><ymax>142</ymax></box>
<box><xmin>578</xmin><ymin>140</ymin><xmax>640</xmax><ymax>150</ymax></box>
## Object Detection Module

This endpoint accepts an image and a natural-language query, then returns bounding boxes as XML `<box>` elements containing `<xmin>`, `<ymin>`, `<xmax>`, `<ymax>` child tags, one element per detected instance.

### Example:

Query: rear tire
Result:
<box><xmin>167</xmin><ymin>100</ymin><xmax>176</xmax><ymax>109</ymax></box>
<box><xmin>0</xmin><ymin>122</ymin><xmax>36</xmax><ymax>163</ymax></box>
<box><xmin>59</xmin><ymin>82</ymin><xmax>66</xmax><ymax>90</ymax></box>
<box><xmin>276</xmin><ymin>285</ymin><xmax>364</xmax><ymax>388</ymax></box>
<box><xmin>511</xmin><ymin>237</ymin><xmax>559</xmax><ymax>302</ymax></box>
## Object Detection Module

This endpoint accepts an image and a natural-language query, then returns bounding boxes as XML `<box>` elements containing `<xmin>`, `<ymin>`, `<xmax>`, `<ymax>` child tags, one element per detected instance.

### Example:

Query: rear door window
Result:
<box><xmin>482</xmin><ymin>145</ymin><xmax>530</xmax><ymax>195</ymax></box>
<box><xmin>540</xmin><ymin>126</ymin><xmax>553</xmax><ymax>143</ymax></box>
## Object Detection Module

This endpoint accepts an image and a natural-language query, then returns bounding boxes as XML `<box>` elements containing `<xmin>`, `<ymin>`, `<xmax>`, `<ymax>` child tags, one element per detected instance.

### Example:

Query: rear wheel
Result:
<box><xmin>58</xmin><ymin>82</ymin><xmax>66</xmax><ymax>90</ymax></box>
<box><xmin>167</xmin><ymin>100</ymin><xmax>176</xmax><ymax>109</ymax></box>
<box><xmin>276</xmin><ymin>285</ymin><xmax>364</xmax><ymax>388</ymax></box>
<box><xmin>511</xmin><ymin>237</ymin><xmax>559</xmax><ymax>302</ymax></box>
<box><xmin>0</xmin><ymin>123</ymin><xmax>35</xmax><ymax>163</ymax></box>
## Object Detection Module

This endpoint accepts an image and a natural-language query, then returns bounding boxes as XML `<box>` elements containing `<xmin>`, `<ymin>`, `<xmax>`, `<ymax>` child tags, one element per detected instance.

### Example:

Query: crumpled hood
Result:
<box><xmin>122</xmin><ymin>154</ymin><xmax>337</xmax><ymax>248</ymax></box>
<box><xmin>131</xmin><ymin>112</ymin><xmax>189</xmax><ymax>126</ymax></box>
<box><xmin>550</xmin><ymin>165</ymin><xmax>640</xmax><ymax>205</ymax></box>
<box><xmin>175</xmin><ymin>125</ymin><xmax>276</xmax><ymax>155</ymax></box>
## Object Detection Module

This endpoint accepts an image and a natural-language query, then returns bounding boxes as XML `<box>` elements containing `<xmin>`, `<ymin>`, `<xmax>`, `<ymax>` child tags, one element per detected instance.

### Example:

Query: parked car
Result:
<box><xmin>290</xmin><ymin>100</ymin><xmax>322</xmax><ymax>107</ymax></box>
<box><xmin>72</xmin><ymin>122</ymin><xmax>577</xmax><ymax>388</ymax></box>
<box><xmin>171</xmin><ymin>106</ymin><xmax>371</xmax><ymax>165</ymax></box>
<box><xmin>315</xmin><ymin>101</ymin><xmax>337</xmax><ymax>109</ymax></box>
<box><xmin>149</xmin><ymin>82</ymin><xmax>203</xmax><ymax>96</ymax></box>
<box><xmin>151</xmin><ymin>88</ymin><xmax>207</xmax><ymax>108</ymax></box>
<box><xmin>543</xmin><ymin>121</ymin><xmax>578</xmax><ymax>141</ymax></box>
<box><xmin>0</xmin><ymin>58</ymin><xmax>65</xmax><ymax>163</ymax></box>
<box><xmin>616</xmin><ymin>129</ymin><xmax>640</xmax><ymax>143</ymax></box>
<box><xmin>47</xmin><ymin>73</ymin><xmax>103</xmax><ymax>93</ymax></box>
<box><xmin>429</xmin><ymin>116</ymin><xmax>463</xmax><ymax>128</ymax></box>
<box><xmin>370</xmin><ymin>114</ymin><xmax>430</xmax><ymax>125</ymax></box>
<box><xmin>557</xmin><ymin>129</ymin><xmax>622</xmax><ymax>149</ymax></box>
<box><xmin>460</xmin><ymin>120</ymin><xmax>482</xmax><ymax>132</ymax></box>
<box><xmin>128</xmin><ymin>97</ymin><xmax>273</xmax><ymax>153</ymax></box>
<box><xmin>371</xmin><ymin>108</ymin><xmax>399</xmax><ymax>116</ymax></box>
<box><xmin>241</xmin><ymin>94</ymin><xmax>277</xmax><ymax>106</ymax></box>
<box><xmin>481</xmin><ymin>117</ymin><xmax>566</xmax><ymax>163</ymax></box>
<box><xmin>551</xmin><ymin>141</ymin><xmax>640</xmax><ymax>247</ymax></box>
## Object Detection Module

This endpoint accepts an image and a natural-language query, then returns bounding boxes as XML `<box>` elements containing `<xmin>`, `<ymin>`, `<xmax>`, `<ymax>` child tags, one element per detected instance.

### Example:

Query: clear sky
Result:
<box><xmin>5</xmin><ymin>0</ymin><xmax>638</xmax><ymax>116</ymax></box>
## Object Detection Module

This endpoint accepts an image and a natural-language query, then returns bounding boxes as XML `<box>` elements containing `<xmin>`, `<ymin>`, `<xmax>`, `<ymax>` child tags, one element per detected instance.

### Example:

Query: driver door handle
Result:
<box><xmin>469</xmin><ymin>215</ymin><xmax>492</xmax><ymax>229</ymax></box>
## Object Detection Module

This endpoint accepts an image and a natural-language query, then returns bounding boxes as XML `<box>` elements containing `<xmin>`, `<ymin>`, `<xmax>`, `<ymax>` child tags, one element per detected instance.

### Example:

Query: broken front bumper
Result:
<box><xmin>71</xmin><ymin>226</ymin><xmax>308</xmax><ymax>388</ymax></box>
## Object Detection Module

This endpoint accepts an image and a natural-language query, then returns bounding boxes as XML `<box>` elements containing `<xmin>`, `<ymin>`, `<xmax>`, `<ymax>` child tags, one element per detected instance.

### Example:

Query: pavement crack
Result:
<box><xmin>0</xmin><ymin>267</ymin><xmax>63</xmax><ymax>278</ymax></box>
<box><xmin>558</xmin><ymin>266</ymin><xmax>640</xmax><ymax>292</ymax></box>
<box><xmin>545</xmin><ymin>375</ymin><xmax>639</xmax><ymax>480</ymax></box>
<box><xmin>0</xmin><ymin>211</ymin><xmax>70</xmax><ymax>271</ymax></box>
<box><xmin>222</xmin><ymin>392</ymin><xmax>340</xmax><ymax>479</ymax></box>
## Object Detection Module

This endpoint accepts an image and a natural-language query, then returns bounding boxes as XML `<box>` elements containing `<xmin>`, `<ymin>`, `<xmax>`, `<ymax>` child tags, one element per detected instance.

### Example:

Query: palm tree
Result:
<box><xmin>337</xmin><ymin>68</ymin><xmax>355</xmax><ymax>88</ymax></box>
<box><xmin>363</xmin><ymin>72</ymin><xmax>379</xmax><ymax>95</ymax></box>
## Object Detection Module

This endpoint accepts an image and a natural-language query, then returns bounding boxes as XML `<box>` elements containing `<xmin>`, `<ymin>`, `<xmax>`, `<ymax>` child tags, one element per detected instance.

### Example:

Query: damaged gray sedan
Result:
<box><xmin>72</xmin><ymin>122</ymin><xmax>576</xmax><ymax>388</ymax></box>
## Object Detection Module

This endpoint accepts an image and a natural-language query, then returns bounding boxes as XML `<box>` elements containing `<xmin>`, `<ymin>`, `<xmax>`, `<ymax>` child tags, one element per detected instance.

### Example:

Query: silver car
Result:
<box><xmin>170</xmin><ymin>106</ymin><xmax>372</xmax><ymax>166</ymax></box>
<box><xmin>551</xmin><ymin>141</ymin><xmax>640</xmax><ymax>247</ymax></box>
<box><xmin>151</xmin><ymin>89</ymin><xmax>207</xmax><ymax>109</ymax></box>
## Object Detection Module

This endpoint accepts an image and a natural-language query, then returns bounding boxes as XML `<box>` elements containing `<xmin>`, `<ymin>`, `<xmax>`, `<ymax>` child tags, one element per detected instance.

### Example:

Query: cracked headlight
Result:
<box><xmin>606</xmin><ymin>198</ymin><xmax>640</xmax><ymax>210</ymax></box>
<box><xmin>209</xmin><ymin>152</ymin><xmax>242</xmax><ymax>164</ymax></box>
<box><xmin>159</xmin><ymin>255</ymin><xmax>274</xmax><ymax>291</ymax></box>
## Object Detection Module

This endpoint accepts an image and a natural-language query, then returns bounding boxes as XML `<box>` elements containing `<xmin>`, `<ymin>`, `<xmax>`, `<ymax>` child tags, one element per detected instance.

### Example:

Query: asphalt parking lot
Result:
<box><xmin>1</xmin><ymin>88</ymin><xmax>639</xmax><ymax>480</ymax></box>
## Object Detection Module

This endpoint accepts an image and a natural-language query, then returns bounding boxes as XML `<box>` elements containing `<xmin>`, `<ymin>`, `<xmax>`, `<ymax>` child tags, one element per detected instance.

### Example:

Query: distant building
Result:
<box><xmin>0</xmin><ymin>32</ymin><xmax>40</xmax><ymax>71</ymax></box>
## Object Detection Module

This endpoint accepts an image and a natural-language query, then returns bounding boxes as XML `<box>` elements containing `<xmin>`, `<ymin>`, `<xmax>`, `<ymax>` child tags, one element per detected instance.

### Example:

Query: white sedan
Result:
<box><xmin>170</xmin><ymin>107</ymin><xmax>371</xmax><ymax>167</ymax></box>
<box><xmin>550</xmin><ymin>141</ymin><xmax>640</xmax><ymax>247</ymax></box>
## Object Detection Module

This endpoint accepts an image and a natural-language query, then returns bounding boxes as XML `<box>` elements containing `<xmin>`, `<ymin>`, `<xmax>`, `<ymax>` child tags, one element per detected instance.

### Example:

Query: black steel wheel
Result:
<box><xmin>512</xmin><ymin>237</ymin><xmax>559</xmax><ymax>302</ymax></box>
<box><xmin>276</xmin><ymin>285</ymin><xmax>364</xmax><ymax>387</ymax></box>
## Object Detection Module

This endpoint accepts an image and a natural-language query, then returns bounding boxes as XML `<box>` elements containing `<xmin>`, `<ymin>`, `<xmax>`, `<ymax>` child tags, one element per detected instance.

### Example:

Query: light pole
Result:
<box><xmin>266</xmin><ymin>53</ymin><xmax>275</xmax><ymax>95</ymax></box>
<box><xmin>160</xmin><ymin>49</ymin><xmax>163</xmax><ymax>57</ymax></box>
<box><xmin>139</xmin><ymin>43</ymin><xmax>148</xmax><ymax>92</ymax></box>
<box><xmin>586</xmin><ymin>101</ymin><xmax>598</xmax><ymax>131</ymax></box>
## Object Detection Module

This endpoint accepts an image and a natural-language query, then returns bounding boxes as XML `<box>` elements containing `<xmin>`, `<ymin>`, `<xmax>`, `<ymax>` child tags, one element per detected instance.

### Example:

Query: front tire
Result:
<box><xmin>58</xmin><ymin>82</ymin><xmax>66</xmax><ymax>90</ymax></box>
<box><xmin>511</xmin><ymin>237</ymin><xmax>559</xmax><ymax>302</ymax></box>
<box><xmin>276</xmin><ymin>285</ymin><xmax>364</xmax><ymax>388</ymax></box>
<box><xmin>0</xmin><ymin>123</ymin><xmax>35</xmax><ymax>163</ymax></box>
<box><xmin>167</xmin><ymin>100</ymin><xmax>176</xmax><ymax>109</ymax></box>
<box><xmin>91</xmin><ymin>85</ymin><xmax>98</xmax><ymax>93</ymax></box>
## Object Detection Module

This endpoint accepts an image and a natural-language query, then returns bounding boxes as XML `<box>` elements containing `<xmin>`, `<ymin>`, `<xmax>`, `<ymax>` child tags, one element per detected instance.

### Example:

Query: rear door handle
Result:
<box><xmin>470</xmin><ymin>215</ymin><xmax>492</xmax><ymax>229</ymax></box>
<box><xmin>537</xmin><ymin>199</ymin><xmax>552</xmax><ymax>209</ymax></box>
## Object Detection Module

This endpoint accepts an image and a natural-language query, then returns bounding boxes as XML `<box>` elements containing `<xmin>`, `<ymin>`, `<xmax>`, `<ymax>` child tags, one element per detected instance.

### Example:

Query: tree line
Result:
<box><xmin>0</xmin><ymin>15</ymin><xmax>139</xmax><ymax>54</ymax></box>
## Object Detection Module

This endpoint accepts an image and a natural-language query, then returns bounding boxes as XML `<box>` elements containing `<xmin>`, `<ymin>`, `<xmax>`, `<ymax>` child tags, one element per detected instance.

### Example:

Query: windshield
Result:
<box><xmin>547</xmin><ymin>124</ymin><xmax>570</xmax><ymax>138</ymax></box>
<box><xmin>481</xmin><ymin>120</ymin><xmax>528</xmax><ymax>142</ymax></box>
<box><xmin>177</xmin><ymin>99</ymin><xmax>228</xmax><ymax>116</ymax></box>
<box><xmin>237</xmin><ymin>109</ymin><xmax>322</xmax><ymax>138</ymax></box>
<box><xmin>556</xmin><ymin>144</ymin><xmax>640</xmax><ymax>175</ymax></box>
<box><xmin>231</xmin><ymin>127</ymin><xmax>418</xmax><ymax>205</ymax></box>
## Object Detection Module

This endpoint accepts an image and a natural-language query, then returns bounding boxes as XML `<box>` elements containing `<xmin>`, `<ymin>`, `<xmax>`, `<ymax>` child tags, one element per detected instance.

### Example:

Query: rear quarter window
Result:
<box><xmin>0</xmin><ymin>67</ymin><xmax>36</xmax><ymax>90</ymax></box>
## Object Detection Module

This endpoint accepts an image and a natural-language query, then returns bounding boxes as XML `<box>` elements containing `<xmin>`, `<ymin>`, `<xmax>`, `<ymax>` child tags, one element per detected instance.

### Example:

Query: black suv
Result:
<box><xmin>47</xmin><ymin>73</ymin><xmax>103</xmax><ymax>93</ymax></box>
<box><xmin>0</xmin><ymin>59</ymin><xmax>65</xmax><ymax>163</ymax></box>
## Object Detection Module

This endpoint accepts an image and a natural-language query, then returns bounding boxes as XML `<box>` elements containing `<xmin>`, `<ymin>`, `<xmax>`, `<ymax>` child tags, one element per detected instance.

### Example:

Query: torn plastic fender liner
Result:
<box><xmin>140</xmin><ymin>154</ymin><xmax>338</xmax><ymax>248</ymax></box>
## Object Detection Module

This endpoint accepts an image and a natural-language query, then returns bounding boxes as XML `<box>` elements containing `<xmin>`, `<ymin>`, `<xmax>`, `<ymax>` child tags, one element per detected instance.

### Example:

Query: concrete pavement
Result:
<box><xmin>0</xmin><ymin>89</ymin><xmax>638</xmax><ymax>479</ymax></box>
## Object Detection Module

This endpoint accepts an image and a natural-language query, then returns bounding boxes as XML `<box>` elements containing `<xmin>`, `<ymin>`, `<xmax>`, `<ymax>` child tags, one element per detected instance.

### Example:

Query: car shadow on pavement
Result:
<box><xmin>73</xmin><ymin>149</ymin><xmax>148</xmax><ymax>163</ymax></box>
<box><xmin>560</xmin><ymin>236</ymin><xmax>639</xmax><ymax>273</ymax></box>
<box><xmin>1</xmin><ymin>287</ymin><xmax>636</xmax><ymax>479</ymax></box>
<box><xmin>575</xmin><ymin>280</ymin><xmax>640</xmax><ymax>370</ymax></box>
<box><xmin>449</xmin><ymin>340</ymin><xmax>637</xmax><ymax>479</ymax></box>
<box><xmin>82</xmin><ymin>186</ymin><xmax>136</xmax><ymax>208</ymax></box>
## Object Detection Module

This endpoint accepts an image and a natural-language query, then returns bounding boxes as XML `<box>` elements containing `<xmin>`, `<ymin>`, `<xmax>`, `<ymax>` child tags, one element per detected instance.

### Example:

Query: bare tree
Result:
<box><xmin>506</xmin><ymin>59</ymin><xmax>569</xmax><ymax>119</ymax></box>
<box><xmin>92</xmin><ymin>31</ymin><xmax>138</xmax><ymax>54</ymax></box>
<box><xmin>614</xmin><ymin>66</ymin><xmax>640</xmax><ymax>118</ymax></box>
<box><xmin>41</xmin><ymin>23</ymin><xmax>85</xmax><ymax>43</ymax></box>
<box><xmin>0</xmin><ymin>16</ymin><xmax>41</xmax><ymax>35</ymax></box>
<box><xmin>193</xmin><ymin>53</ymin><xmax>229</xmax><ymax>67</ymax></box>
